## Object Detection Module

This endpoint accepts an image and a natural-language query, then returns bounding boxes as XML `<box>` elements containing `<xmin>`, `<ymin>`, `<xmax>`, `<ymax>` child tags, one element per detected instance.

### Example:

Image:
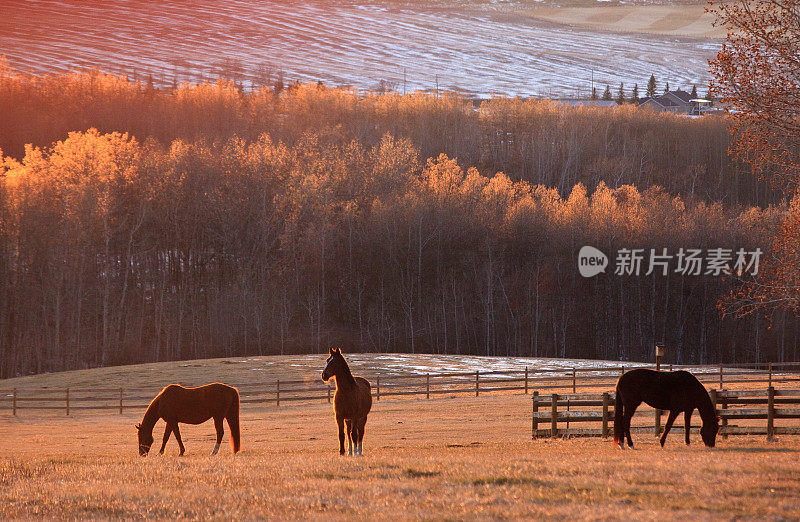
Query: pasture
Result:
<box><xmin>2</xmin><ymin>355</ymin><xmax>800</xmax><ymax>519</ymax></box>
<box><xmin>2</xmin><ymin>397</ymin><xmax>800</xmax><ymax>519</ymax></box>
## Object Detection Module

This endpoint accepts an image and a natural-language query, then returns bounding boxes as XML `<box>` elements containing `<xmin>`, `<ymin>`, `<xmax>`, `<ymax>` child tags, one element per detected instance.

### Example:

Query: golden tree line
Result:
<box><xmin>0</xmin><ymin>129</ymin><xmax>791</xmax><ymax>377</ymax></box>
<box><xmin>0</xmin><ymin>66</ymin><xmax>779</xmax><ymax>207</ymax></box>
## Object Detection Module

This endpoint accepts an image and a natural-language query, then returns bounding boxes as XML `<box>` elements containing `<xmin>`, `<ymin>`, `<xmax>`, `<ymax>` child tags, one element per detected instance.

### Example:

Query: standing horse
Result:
<box><xmin>136</xmin><ymin>383</ymin><xmax>240</xmax><ymax>456</ymax></box>
<box><xmin>322</xmin><ymin>347</ymin><xmax>372</xmax><ymax>456</ymax></box>
<box><xmin>614</xmin><ymin>369</ymin><xmax>719</xmax><ymax>449</ymax></box>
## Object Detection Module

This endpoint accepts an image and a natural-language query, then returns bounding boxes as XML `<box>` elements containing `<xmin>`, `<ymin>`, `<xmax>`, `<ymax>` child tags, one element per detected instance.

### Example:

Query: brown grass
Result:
<box><xmin>2</xmin><ymin>395</ymin><xmax>799</xmax><ymax>520</ymax></box>
<box><xmin>523</xmin><ymin>6</ymin><xmax>726</xmax><ymax>39</ymax></box>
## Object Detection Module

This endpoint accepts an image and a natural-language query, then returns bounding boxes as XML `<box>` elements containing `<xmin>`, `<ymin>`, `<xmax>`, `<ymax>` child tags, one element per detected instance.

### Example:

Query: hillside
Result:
<box><xmin>0</xmin><ymin>0</ymin><xmax>718</xmax><ymax>97</ymax></box>
<box><xmin>0</xmin><ymin>354</ymin><xmax>637</xmax><ymax>391</ymax></box>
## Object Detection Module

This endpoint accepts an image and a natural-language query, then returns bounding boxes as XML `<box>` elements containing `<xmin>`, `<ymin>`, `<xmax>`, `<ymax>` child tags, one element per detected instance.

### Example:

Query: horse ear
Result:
<box><xmin>135</xmin><ymin>423</ymin><xmax>141</xmax><ymax>430</ymax></box>
<box><xmin>334</xmin><ymin>347</ymin><xmax>341</xmax><ymax>354</ymax></box>
<box><xmin>329</xmin><ymin>347</ymin><xmax>335</xmax><ymax>355</ymax></box>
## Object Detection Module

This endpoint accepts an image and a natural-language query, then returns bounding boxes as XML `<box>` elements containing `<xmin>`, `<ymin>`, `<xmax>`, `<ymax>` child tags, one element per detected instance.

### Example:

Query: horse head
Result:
<box><xmin>322</xmin><ymin>347</ymin><xmax>344</xmax><ymax>382</ymax></box>
<box><xmin>701</xmin><ymin>416</ymin><xmax>720</xmax><ymax>448</ymax></box>
<box><xmin>136</xmin><ymin>423</ymin><xmax>153</xmax><ymax>456</ymax></box>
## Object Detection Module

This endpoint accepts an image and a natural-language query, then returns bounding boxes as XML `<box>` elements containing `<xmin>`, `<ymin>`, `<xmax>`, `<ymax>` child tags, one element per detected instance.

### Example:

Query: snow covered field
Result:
<box><xmin>1</xmin><ymin>0</ymin><xmax>718</xmax><ymax>97</ymax></box>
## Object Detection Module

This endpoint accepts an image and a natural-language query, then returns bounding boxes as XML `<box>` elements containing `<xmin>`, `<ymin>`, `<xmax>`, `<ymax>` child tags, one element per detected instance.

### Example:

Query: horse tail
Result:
<box><xmin>227</xmin><ymin>388</ymin><xmax>241</xmax><ymax>454</ymax></box>
<box><xmin>613</xmin><ymin>384</ymin><xmax>624</xmax><ymax>446</ymax></box>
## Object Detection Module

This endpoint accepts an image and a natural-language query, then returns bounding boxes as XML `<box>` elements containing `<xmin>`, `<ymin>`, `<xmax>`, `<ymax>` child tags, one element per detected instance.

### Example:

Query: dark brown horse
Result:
<box><xmin>136</xmin><ymin>383</ymin><xmax>240</xmax><ymax>456</ymax></box>
<box><xmin>614</xmin><ymin>369</ymin><xmax>719</xmax><ymax>449</ymax></box>
<box><xmin>322</xmin><ymin>347</ymin><xmax>372</xmax><ymax>456</ymax></box>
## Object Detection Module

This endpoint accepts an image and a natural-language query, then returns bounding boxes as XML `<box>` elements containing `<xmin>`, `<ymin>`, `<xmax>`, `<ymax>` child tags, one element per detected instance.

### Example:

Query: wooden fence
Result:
<box><xmin>531</xmin><ymin>387</ymin><xmax>800</xmax><ymax>439</ymax></box>
<box><xmin>2</xmin><ymin>362</ymin><xmax>800</xmax><ymax>416</ymax></box>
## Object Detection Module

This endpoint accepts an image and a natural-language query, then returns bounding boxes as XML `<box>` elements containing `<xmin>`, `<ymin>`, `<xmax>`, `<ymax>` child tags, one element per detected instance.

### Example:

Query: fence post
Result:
<box><xmin>12</xmin><ymin>389</ymin><xmax>16</xmax><ymax>416</ymax></box>
<box><xmin>65</xmin><ymin>388</ymin><xmax>70</xmax><ymax>416</ymax></box>
<box><xmin>524</xmin><ymin>367</ymin><xmax>528</xmax><ymax>394</ymax></box>
<box><xmin>572</xmin><ymin>368</ymin><xmax>577</xmax><ymax>393</ymax></box>
<box><xmin>767</xmin><ymin>386</ymin><xmax>775</xmax><ymax>441</ymax></box>
<box><xmin>551</xmin><ymin>393</ymin><xmax>558</xmax><ymax>438</ymax></box>
<box><xmin>376</xmin><ymin>377</ymin><xmax>380</xmax><ymax>401</ymax></box>
<box><xmin>119</xmin><ymin>388</ymin><xmax>124</xmax><ymax>414</ymax></box>
<box><xmin>532</xmin><ymin>391</ymin><xmax>539</xmax><ymax>438</ymax></box>
<box><xmin>602</xmin><ymin>392</ymin><xmax>610</xmax><ymax>438</ymax></box>
<box><xmin>719</xmin><ymin>365</ymin><xmax>724</xmax><ymax>389</ymax></box>
<box><xmin>620</xmin><ymin>366</ymin><xmax>625</xmax><ymax>376</ymax></box>
<box><xmin>709</xmin><ymin>388</ymin><xmax>718</xmax><ymax>437</ymax></box>
<box><xmin>768</xmin><ymin>363</ymin><xmax>773</xmax><ymax>388</ymax></box>
<box><xmin>476</xmin><ymin>371</ymin><xmax>480</xmax><ymax>397</ymax></box>
<box><xmin>426</xmin><ymin>374</ymin><xmax>430</xmax><ymax>399</ymax></box>
<box><xmin>276</xmin><ymin>379</ymin><xmax>280</xmax><ymax>407</ymax></box>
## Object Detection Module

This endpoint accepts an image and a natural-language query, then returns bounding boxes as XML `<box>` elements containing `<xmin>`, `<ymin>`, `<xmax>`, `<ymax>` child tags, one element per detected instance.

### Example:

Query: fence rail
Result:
<box><xmin>531</xmin><ymin>387</ymin><xmax>800</xmax><ymax>439</ymax></box>
<box><xmin>2</xmin><ymin>362</ymin><xmax>800</xmax><ymax>416</ymax></box>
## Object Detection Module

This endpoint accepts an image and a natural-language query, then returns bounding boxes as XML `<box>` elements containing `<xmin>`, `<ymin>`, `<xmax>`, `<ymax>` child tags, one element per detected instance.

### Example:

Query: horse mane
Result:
<box><xmin>140</xmin><ymin>394</ymin><xmax>161</xmax><ymax>432</ymax></box>
<box><xmin>336</xmin><ymin>353</ymin><xmax>357</xmax><ymax>387</ymax></box>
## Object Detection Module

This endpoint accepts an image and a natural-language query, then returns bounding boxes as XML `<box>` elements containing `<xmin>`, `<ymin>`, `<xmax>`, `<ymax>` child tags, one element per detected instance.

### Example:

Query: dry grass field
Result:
<box><xmin>2</xmin><ymin>393</ymin><xmax>800</xmax><ymax>520</ymax></box>
<box><xmin>523</xmin><ymin>5</ymin><xmax>726</xmax><ymax>38</ymax></box>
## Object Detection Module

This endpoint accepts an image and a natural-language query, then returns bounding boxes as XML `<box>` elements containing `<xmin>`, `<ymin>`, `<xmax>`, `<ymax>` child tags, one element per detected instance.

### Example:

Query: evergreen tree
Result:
<box><xmin>615</xmin><ymin>82</ymin><xmax>625</xmax><ymax>104</ymax></box>
<box><xmin>664</xmin><ymin>81</ymin><xmax>670</xmax><ymax>93</ymax></box>
<box><xmin>601</xmin><ymin>84</ymin><xmax>612</xmax><ymax>100</ymax></box>
<box><xmin>691</xmin><ymin>84</ymin><xmax>698</xmax><ymax>98</ymax></box>
<box><xmin>591</xmin><ymin>87</ymin><xmax>598</xmax><ymax>100</ymax></box>
<box><xmin>646</xmin><ymin>74</ymin><xmax>657</xmax><ymax>97</ymax></box>
<box><xmin>630</xmin><ymin>84</ymin><xmax>640</xmax><ymax>103</ymax></box>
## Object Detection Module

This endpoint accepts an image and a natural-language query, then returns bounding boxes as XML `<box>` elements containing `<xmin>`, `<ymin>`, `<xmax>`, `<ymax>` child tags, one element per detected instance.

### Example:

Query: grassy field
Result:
<box><xmin>2</xmin><ymin>393</ymin><xmax>800</xmax><ymax>519</ymax></box>
<box><xmin>523</xmin><ymin>5</ymin><xmax>725</xmax><ymax>38</ymax></box>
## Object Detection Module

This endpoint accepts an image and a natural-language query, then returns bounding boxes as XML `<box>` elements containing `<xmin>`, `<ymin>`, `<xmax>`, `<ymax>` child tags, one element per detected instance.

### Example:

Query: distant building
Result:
<box><xmin>638</xmin><ymin>89</ymin><xmax>694</xmax><ymax>114</ymax></box>
<box><xmin>639</xmin><ymin>89</ymin><xmax>715</xmax><ymax>116</ymax></box>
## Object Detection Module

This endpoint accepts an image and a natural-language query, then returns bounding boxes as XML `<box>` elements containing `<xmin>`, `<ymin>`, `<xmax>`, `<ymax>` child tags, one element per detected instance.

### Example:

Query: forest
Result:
<box><xmin>0</xmin><ymin>69</ymin><xmax>794</xmax><ymax>378</ymax></box>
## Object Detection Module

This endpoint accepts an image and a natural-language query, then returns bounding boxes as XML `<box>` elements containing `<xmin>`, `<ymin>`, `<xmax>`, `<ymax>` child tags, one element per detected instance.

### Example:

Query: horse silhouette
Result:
<box><xmin>322</xmin><ymin>347</ymin><xmax>372</xmax><ymax>456</ymax></box>
<box><xmin>136</xmin><ymin>383</ymin><xmax>240</xmax><ymax>456</ymax></box>
<box><xmin>614</xmin><ymin>369</ymin><xmax>719</xmax><ymax>449</ymax></box>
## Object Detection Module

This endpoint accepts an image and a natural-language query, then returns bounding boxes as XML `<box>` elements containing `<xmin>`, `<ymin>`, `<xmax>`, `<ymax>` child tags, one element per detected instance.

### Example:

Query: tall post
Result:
<box><xmin>276</xmin><ymin>379</ymin><xmax>281</xmax><ymax>407</ymax></box>
<box><xmin>551</xmin><ymin>394</ymin><xmax>558</xmax><ymax>438</ymax></box>
<box><xmin>426</xmin><ymin>374</ymin><xmax>430</xmax><ymax>400</ymax></box>
<box><xmin>572</xmin><ymin>368</ymin><xmax>577</xmax><ymax>393</ymax></box>
<box><xmin>12</xmin><ymin>389</ymin><xmax>16</xmax><ymax>416</ymax></box>
<box><xmin>767</xmin><ymin>386</ymin><xmax>775</xmax><ymax>441</ymax></box>
<box><xmin>476</xmin><ymin>371</ymin><xmax>480</xmax><ymax>397</ymax></box>
<box><xmin>768</xmin><ymin>363</ymin><xmax>773</xmax><ymax>388</ymax></box>
<box><xmin>524</xmin><ymin>367</ymin><xmax>528</xmax><ymax>394</ymax></box>
<box><xmin>602</xmin><ymin>392</ymin><xmax>610</xmax><ymax>438</ymax></box>
<box><xmin>719</xmin><ymin>365</ymin><xmax>724</xmax><ymax>389</ymax></box>
<box><xmin>709</xmin><ymin>388</ymin><xmax>718</xmax><ymax>437</ymax></box>
<box><xmin>531</xmin><ymin>391</ymin><xmax>539</xmax><ymax>438</ymax></box>
<box><xmin>376</xmin><ymin>376</ymin><xmax>380</xmax><ymax>401</ymax></box>
<box><xmin>65</xmin><ymin>388</ymin><xmax>70</xmax><ymax>416</ymax></box>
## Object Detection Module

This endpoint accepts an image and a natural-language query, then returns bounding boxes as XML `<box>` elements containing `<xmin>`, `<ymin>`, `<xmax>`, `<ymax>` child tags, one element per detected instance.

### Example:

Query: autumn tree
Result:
<box><xmin>711</xmin><ymin>0</ymin><xmax>800</xmax><ymax>318</ymax></box>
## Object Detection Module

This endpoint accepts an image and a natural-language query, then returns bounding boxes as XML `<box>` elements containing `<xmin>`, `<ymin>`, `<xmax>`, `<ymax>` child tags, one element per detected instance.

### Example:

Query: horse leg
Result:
<box><xmin>173</xmin><ymin>424</ymin><xmax>186</xmax><ymax>456</ymax></box>
<box><xmin>159</xmin><ymin>423</ymin><xmax>173</xmax><ymax>455</ymax></box>
<box><xmin>624</xmin><ymin>401</ymin><xmax>639</xmax><ymax>449</ymax></box>
<box><xmin>660</xmin><ymin>410</ymin><xmax>680</xmax><ymax>447</ymax></box>
<box><xmin>212</xmin><ymin>416</ymin><xmax>224</xmax><ymax>455</ymax></box>
<box><xmin>337</xmin><ymin>415</ymin><xmax>346</xmax><ymax>455</ymax></box>
<box><xmin>345</xmin><ymin>419</ymin><xmax>354</xmax><ymax>456</ymax></box>
<box><xmin>684</xmin><ymin>409</ymin><xmax>693</xmax><ymax>445</ymax></box>
<box><xmin>357</xmin><ymin>417</ymin><xmax>367</xmax><ymax>456</ymax></box>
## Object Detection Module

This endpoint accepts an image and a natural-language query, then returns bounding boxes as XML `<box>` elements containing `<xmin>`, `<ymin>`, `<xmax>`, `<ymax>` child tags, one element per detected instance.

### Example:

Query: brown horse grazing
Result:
<box><xmin>322</xmin><ymin>347</ymin><xmax>372</xmax><ymax>456</ymax></box>
<box><xmin>136</xmin><ymin>383</ymin><xmax>240</xmax><ymax>456</ymax></box>
<box><xmin>614</xmin><ymin>369</ymin><xmax>719</xmax><ymax>449</ymax></box>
